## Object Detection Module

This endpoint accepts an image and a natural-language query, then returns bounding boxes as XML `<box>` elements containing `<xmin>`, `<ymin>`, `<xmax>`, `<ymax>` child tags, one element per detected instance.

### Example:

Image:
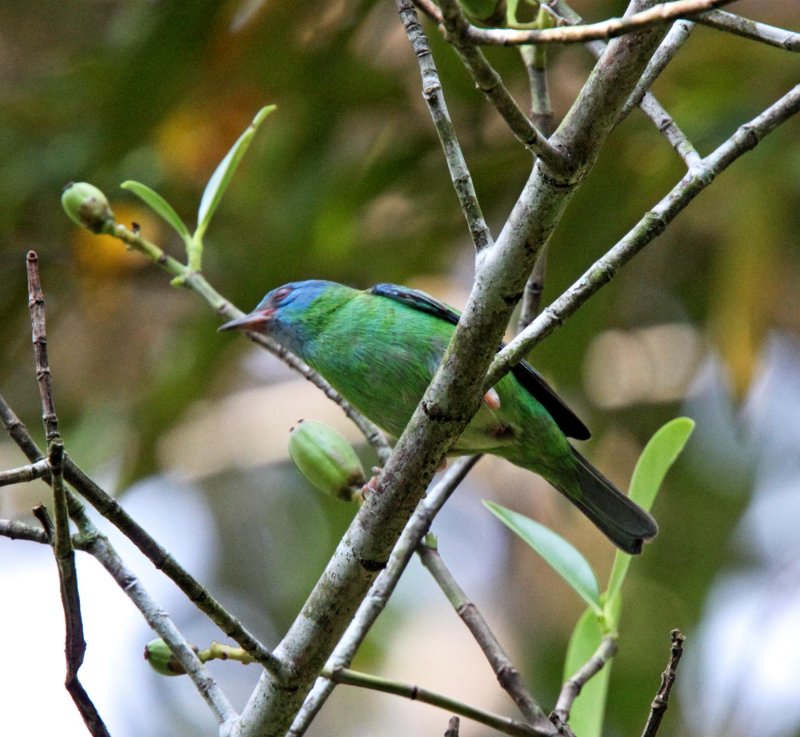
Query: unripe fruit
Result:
<box><xmin>288</xmin><ymin>420</ymin><xmax>366</xmax><ymax>503</ymax></box>
<box><xmin>143</xmin><ymin>638</ymin><xmax>186</xmax><ymax>676</ymax></box>
<box><xmin>61</xmin><ymin>182</ymin><xmax>115</xmax><ymax>233</ymax></box>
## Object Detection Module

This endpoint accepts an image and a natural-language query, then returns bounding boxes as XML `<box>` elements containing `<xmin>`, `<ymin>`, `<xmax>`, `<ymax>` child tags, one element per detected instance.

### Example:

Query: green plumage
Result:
<box><xmin>220</xmin><ymin>280</ymin><xmax>658</xmax><ymax>553</ymax></box>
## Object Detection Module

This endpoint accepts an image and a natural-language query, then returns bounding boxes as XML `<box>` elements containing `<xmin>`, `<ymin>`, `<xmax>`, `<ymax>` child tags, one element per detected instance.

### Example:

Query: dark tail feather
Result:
<box><xmin>559</xmin><ymin>447</ymin><xmax>658</xmax><ymax>554</ymax></box>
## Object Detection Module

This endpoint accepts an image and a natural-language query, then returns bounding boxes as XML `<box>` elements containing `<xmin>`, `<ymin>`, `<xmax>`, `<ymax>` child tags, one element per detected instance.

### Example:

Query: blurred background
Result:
<box><xmin>1</xmin><ymin>1</ymin><xmax>799</xmax><ymax>736</ymax></box>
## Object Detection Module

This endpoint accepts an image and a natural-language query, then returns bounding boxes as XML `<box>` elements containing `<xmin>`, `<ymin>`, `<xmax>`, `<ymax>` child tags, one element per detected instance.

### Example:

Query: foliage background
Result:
<box><xmin>1</xmin><ymin>1</ymin><xmax>798</xmax><ymax>736</ymax></box>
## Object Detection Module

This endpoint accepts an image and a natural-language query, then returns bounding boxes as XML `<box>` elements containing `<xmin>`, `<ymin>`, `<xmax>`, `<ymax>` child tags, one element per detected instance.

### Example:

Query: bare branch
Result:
<box><xmin>467</xmin><ymin>0</ymin><xmax>736</xmax><ymax>46</ymax></box>
<box><xmin>328</xmin><ymin>666</ymin><xmax>548</xmax><ymax>737</ymax></box>
<box><xmin>552</xmin><ymin>636</ymin><xmax>618</xmax><ymax>724</ymax></box>
<box><xmin>435</xmin><ymin>0</ymin><xmax>565</xmax><ymax>171</ymax></box>
<box><xmin>552</xmin><ymin>0</ymin><xmax>702</xmax><ymax>169</ymax></box>
<box><xmin>26</xmin><ymin>251</ymin><xmax>108</xmax><ymax>736</ymax></box>
<box><xmin>397</xmin><ymin>0</ymin><xmax>494</xmax><ymax>251</ymax></box>
<box><xmin>287</xmin><ymin>456</ymin><xmax>480</xmax><ymax>737</ymax></box>
<box><xmin>0</xmin><ymin>458</ymin><xmax>50</xmax><ymax>487</ymax></box>
<box><xmin>0</xmin><ymin>392</ymin><xmax>284</xmax><ymax>677</ymax></box>
<box><xmin>639</xmin><ymin>93</ymin><xmax>702</xmax><ymax>169</ymax></box>
<box><xmin>74</xmin><ymin>502</ymin><xmax>238</xmax><ymax>728</ymax></box>
<box><xmin>517</xmin><ymin>243</ymin><xmax>549</xmax><ymax>333</ymax></box>
<box><xmin>696</xmin><ymin>9</ymin><xmax>800</xmax><ymax>51</ymax></box>
<box><xmin>617</xmin><ymin>20</ymin><xmax>695</xmax><ymax>122</ymax></box>
<box><xmin>640</xmin><ymin>629</ymin><xmax>686</xmax><ymax>737</ymax></box>
<box><xmin>417</xmin><ymin>538</ymin><xmax>553</xmax><ymax>732</ymax></box>
<box><xmin>487</xmin><ymin>82</ymin><xmax>800</xmax><ymax>387</ymax></box>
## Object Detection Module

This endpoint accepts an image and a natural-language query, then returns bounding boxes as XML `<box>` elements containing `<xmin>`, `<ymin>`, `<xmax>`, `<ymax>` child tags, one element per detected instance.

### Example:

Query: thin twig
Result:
<box><xmin>72</xmin><ymin>497</ymin><xmax>238</xmax><ymax>729</ymax></box>
<box><xmin>26</xmin><ymin>251</ymin><xmax>109</xmax><ymax>737</ymax></box>
<box><xmin>417</xmin><ymin>539</ymin><xmax>552</xmax><ymax>731</ymax></box>
<box><xmin>466</xmin><ymin>0</ymin><xmax>736</xmax><ymax>46</ymax></box>
<box><xmin>517</xmin><ymin>243</ymin><xmax>549</xmax><ymax>333</ymax></box>
<box><xmin>0</xmin><ymin>516</ymin><xmax>91</xmax><ymax>549</ymax></box>
<box><xmin>436</xmin><ymin>0</ymin><xmax>564</xmax><ymax>170</ymax></box>
<box><xmin>327</xmin><ymin>666</ymin><xmax>547</xmax><ymax>737</ymax></box>
<box><xmin>696</xmin><ymin>9</ymin><xmax>800</xmax><ymax>52</ymax></box>
<box><xmin>0</xmin><ymin>508</ymin><xmax>237</xmax><ymax>728</ymax></box>
<box><xmin>396</xmin><ymin>0</ymin><xmax>494</xmax><ymax>252</ymax></box>
<box><xmin>551</xmin><ymin>0</ymin><xmax>701</xmax><ymax>169</ymax></box>
<box><xmin>0</xmin><ymin>458</ymin><xmax>50</xmax><ymax>487</ymax></box>
<box><xmin>617</xmin><ymin>20</ymin><xmax>695</xmax><ymax>122</ymax></box>
<box><xmin>287</xmin><ymin>456</ymin><xmax>481</xmax><ymax>737</ymax></box>
<box><xmin>552</xmin><ymin>636</ymin><xmax>618</xmax><ymax>724</ymax></box>
<box><xmin>445</xmin><ymin>715</ymin><xmax>461</xmax><ymax>737</ymax></box>
<box><xmin>0</xmin><ymin>392</ymin><xmax>285</xmax><ymax>677</ymax></box>
<box><xmin>486</xmin><ymin>82</ymin><xmax>800</xmax><ymax>388</ymax></box>
<box><xmin>640</xmin><ymin>629</ymin><xmax>685</xmax><ymax>737</ymax></box>
<box><xmin>520</xmin><ymin>43</ymin><xmax>554</xmax><ymax>137</ymax></box>
<box><xmin>639</xmin><ymin>93</ymin><xmax>702</xmax><ymax>169</ymax></box>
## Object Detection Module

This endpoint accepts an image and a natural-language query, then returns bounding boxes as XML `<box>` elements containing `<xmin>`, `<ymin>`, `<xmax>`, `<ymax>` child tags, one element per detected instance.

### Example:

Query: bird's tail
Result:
<box><xmin>555</xmin><ymin>446</ymin><xmax>658</xmax><ymax>554</ymax></box>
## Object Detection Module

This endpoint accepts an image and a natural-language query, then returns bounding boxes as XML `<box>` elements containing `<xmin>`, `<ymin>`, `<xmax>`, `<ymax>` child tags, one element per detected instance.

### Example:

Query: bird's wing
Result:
<box><xmin>369</xmin><ymin>283</ymin><xmax>591</xmax><ymax>440</ymax></box>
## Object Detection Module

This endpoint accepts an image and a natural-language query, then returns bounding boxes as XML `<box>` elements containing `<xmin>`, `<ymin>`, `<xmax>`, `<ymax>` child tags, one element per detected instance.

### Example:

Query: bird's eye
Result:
<box><xmin>271</xmin><ymin>287</ymin><xmax>293</xmax><ymax>304</ymax></box>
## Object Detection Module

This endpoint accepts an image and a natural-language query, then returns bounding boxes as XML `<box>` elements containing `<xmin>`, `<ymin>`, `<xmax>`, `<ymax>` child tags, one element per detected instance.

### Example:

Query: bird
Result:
<box><xmin>220</xmin><ymin>280</ymin><xmax>658</xmax><ymax>554</ymax></box>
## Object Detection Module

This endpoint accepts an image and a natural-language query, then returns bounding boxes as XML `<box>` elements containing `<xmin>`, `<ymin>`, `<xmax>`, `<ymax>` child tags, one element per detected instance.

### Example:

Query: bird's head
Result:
<box><xmin>219</xmin><ymin>280</ymin><xmax>343</xmax><ymax>357</ymax></box>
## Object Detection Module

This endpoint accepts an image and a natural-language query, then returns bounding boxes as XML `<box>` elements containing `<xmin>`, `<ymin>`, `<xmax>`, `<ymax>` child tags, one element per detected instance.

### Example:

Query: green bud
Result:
<box><xmin>61</xmin><ymin>181</ymin><xmax>115</xmax><ymax>233</ymax></box>
<box><xmin>288</xmin><ymin>420</ymin><xmax>366</xmax><ymax>503</ymax></box>
<box><xmin>143</xmin><ymin>638</ymin><xmax>186</xmax><ymax>677</ymax></box>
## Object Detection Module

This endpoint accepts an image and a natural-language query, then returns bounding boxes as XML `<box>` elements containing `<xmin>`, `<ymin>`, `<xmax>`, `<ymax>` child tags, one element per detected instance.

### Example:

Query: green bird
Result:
<box><xmin>220</xmin><ymin>280</ymin><xmax>658</xmax><ymax>554</ymax></box>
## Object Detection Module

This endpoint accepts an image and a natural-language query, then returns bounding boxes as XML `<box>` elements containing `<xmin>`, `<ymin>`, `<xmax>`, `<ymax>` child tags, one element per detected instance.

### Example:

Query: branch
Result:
<box><xmin>517</xmin><ymin>243</ymin><xmax>549</xmax><ymax>333</ymax></box>
<box><xmin>417</xmin><ymin>538</ymin><xmax>553</xmax><ymax>732</ymax></box>
<box><xmin>0</xmin><ymin>516</ymin><xmax>96</xmax><ymax>549</ymax></box>
<box><xmin>466</xmin><ymin>0</ymin><xmax>736</xmax><ymax>46</ymax></box>
<box><xmin>617</xmin><ymin>20</ymin><xmax>695</xmax><ymax>122</ymax></box>
<box><xmin>552</xmin><ymin>0</ymin><xmax>702</xmax><ymax>169</ymax></box>
<box><xmin>397</xmin><ymin>0</ymin><xmax>494</xmax><ymax>251</ymax></box>
<box><xmin>327</xmin><ymin>666</ymin><xmax>547</xmax><ymax>737</ymax></box>
<box><xmin>287</xmin><ymin>456</ymin><xmax>480</xmax><ymax>737</ymax></box>
<box><xmin>0</xmin><ymin>458</ymin><xmax>50</xmax><ymax>487</ymax></box>
<box><xmin>640</xmin><ymin>629</ymin><xmax>686</xmax><ymax>737</ymax></box>
<box><xmin>486</xmin><ymin>82</ymin><xmax>800</xmax><ymax>387</ymax></box>
<box><xmin>26</xmin><ymin>251</ymin><xmax>108</xmax><ymax>736</ymax></box>
<box><xmin>234</xmin><ymin>12</ymin><xmax>672</xmax><ymax>734</ymax></box>
<box><xmin>552</xmin><ymin>636</ymin><xmax>618</xmax><ymax>724</ymax></box>
<box><xmin>696</xmin><ymin>10</ymin><xmax>800</xmax><ymax>51</ymax></box>
<box><xmin>434</xmin><ymin>0</ymin><xmax>565</xmax><ymax>171</ymax></box>
<box><xmin>0</xmin><ymin>392</ymin><xmax>284</xmax><ymax>677</ymax></box>
<box><xmin>73</xmin><ymin>500</ymin><xmax>238</xmax><ymax>728</ymax></box>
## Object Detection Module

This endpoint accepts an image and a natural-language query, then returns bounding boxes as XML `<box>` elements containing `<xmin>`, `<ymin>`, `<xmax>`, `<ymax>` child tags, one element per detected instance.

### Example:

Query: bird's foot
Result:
<box><xmin>361</xmin><ymin>466</ymin><xmax>383</xmax><ymax>501</ymax></box>
<box><xmin>483</xmin><ymin>387</ymin><xmax>501</xmax><ymax>410</ymax></box>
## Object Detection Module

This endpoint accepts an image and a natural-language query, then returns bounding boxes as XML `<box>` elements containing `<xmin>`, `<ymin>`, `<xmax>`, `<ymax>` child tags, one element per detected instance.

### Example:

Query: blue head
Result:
<box><xmin>219</xmin><ymin>280</ymin><xmax>349</xmax><ymax>357</ymax></box>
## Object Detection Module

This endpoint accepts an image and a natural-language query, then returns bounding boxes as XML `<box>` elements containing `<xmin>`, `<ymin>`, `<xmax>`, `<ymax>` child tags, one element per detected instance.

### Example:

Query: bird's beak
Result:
<box><xmin>218</xmin><ymin>309</ymin><xmax>273</xmax><ymax>333</ymax></box>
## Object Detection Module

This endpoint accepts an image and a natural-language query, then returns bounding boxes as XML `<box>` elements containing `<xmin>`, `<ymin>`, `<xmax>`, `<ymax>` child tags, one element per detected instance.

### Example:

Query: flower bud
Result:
<box><xmin>288</xmin><ymin>420</ymin><xmax>366</xmax><ymax>502</ymax></box>
<box><xmin>143</xmin><ymin>638</ymin><xmax>186</xmax><ymax>676</ymax></box>
<box><xmin>61</xmin><ymin>182</ymin><xmax>115</xmax><ymax>233</ymax></box>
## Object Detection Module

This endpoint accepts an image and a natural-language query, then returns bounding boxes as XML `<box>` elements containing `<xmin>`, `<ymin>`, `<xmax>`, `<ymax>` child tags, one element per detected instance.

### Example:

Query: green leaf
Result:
<box><xmin>196</xmin><ymin>104</ymin><xmax>276</xmax><ymax>237</ymax></box>
<box><xmin>563</xmin><ymin>608</ymin><xmax>613</xmax><ymax>737</ymax></box>
<box><xmin>484</xmin><ymin>501</ymin><xmax>601</xmax><ymax>612</ymax></box>
<box><xmin>121</xmin><ymin>180</ymin><xmax>191</xmax><ymax>242</ymax></box>
<box><xmin>605</xmin><ymin>417</ymin><xmax>695</xmax><ymax>607</ymax></box>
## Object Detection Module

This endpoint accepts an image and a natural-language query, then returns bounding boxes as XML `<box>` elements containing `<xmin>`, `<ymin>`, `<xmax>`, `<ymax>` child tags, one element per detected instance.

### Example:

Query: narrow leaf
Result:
<box><xmin>563</xmin><ymin>608</ymin><xmax>612</xmax><ymax>737</ymax></box>
<box><xmin>196</xmin><ymin>104</ymin><xmax>276</xmax><ymax>235</ymax></box>
<box><xmin>121</xmin><ymin>180</ymin><xmax>191</xmax><ymax>241</ymax></box>
<box><xmin>605</xmin><ymin>417</ymin><xmax>695</xmax><ymax>605</ymax></box>
<box><xmin>484</xmin><ymin>501</ymin><xmax>601</xmax><ymax>612</ymax></box>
